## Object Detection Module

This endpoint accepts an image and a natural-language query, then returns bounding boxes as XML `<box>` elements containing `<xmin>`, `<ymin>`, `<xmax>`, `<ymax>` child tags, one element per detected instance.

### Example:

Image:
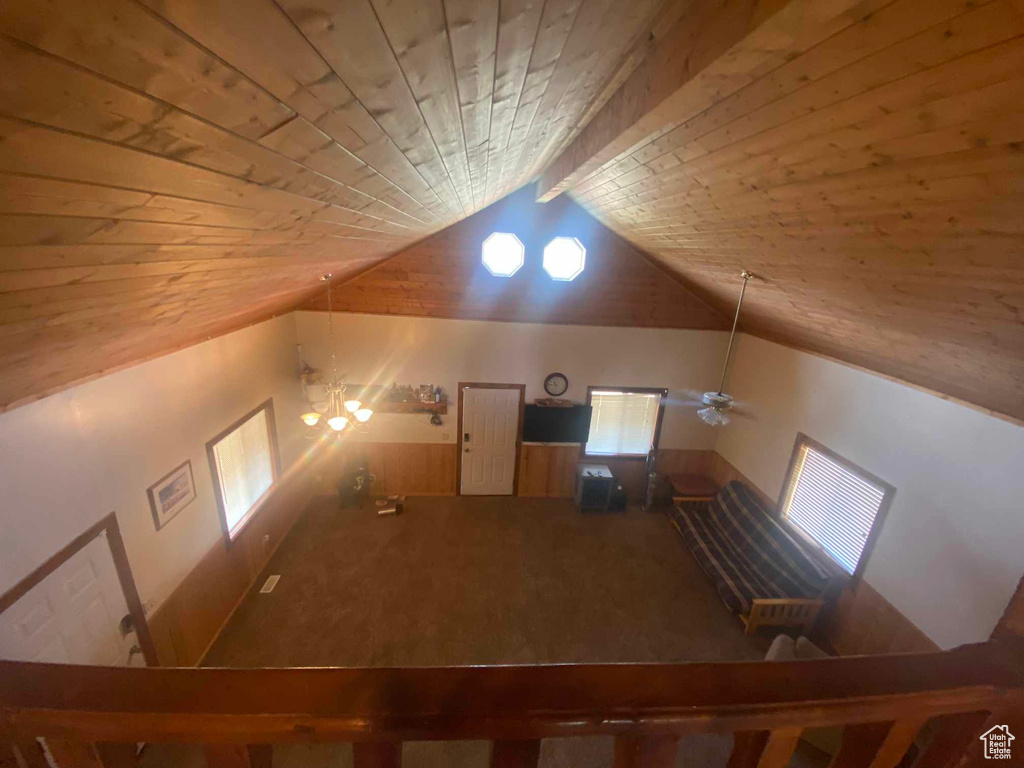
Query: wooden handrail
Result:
<box><xmin>2</xmin><ymin>640</ymin><xmax>1021</xmax><ymax>767</ymax></box>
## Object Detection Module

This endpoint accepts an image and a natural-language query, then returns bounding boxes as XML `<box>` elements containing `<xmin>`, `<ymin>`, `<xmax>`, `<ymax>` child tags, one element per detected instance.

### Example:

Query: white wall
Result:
<box><xmin>294</xmin><ymin>311</ymin><xmax>729</xmax><ymax>449</ymax></box>
<box><xmin>715</xmin><ymin>335</ymin><xmax>1024</xmax><ymax>649</ymax></box>
<box><xmin>0</xmin><ymin>315</ymin><xmax>306</xmax><ymax>615</ymax></box>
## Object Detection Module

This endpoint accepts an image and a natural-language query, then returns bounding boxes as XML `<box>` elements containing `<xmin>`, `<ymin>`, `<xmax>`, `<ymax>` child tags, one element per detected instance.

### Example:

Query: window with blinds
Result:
<box><xmin>210</xmin><ymin>404</ymin><xmax>276</xmax><ymax>538</ymax></box>
<box><xmin>780</xmin><ymin>436</ymin><xmax>893</xmax><ymax>576</ymax></box>
<box><xmin>585</xmin><ymin>389</ymin><xmax>663</xmax><ymax>457</ymax></box>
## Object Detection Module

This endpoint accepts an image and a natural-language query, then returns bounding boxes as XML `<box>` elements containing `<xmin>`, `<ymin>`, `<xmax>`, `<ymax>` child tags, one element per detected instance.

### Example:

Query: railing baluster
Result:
<box><xmin>45</xmin><ymin>738</ymin><xmax>104</xmax><ymax>767</ymax></box>
<box><xmin>727</xmin><ymin>732</ymin><xmax>768</xmax><ymax>768</ymax></box>
<box><xmin>8</xmin><ymin>738</ymin><xmax>48</xmax><ymax>768</ymax></box>
<box><xmin>491</xmin><ymin>740</ymin><xmax>541</xmax><ymax>768</ymax></box>
<box><xmin>353</xmin><ymin>742</ymin><xmax>402</xmax><ymax>768</ymax></box>
<box><xmin>755</xmin><ymin>727</ymin><xmax>801</xmax><ymax>768</ymax></box>
<box><xmin>203</xmin><ymin>744</ymin><xmax>257</xmax><ymax>768</ymax></box>
<box><xmin>915</xmin><ymin>712</ymin><xmax>996</xmax><ymax>768</ymax></box>
<box><xmin>612</xmin><ymin>735</ymin><xmax>679</xmax><ymax>768</ymax></box>
<box><xmin>869</xmin><ymin>717</ymin><xmax>929</xmax><ymax>768</ymax></box>
<box><xmin>94</xmin><ymin>744</ymin><xmax>137</xmax><ymax>768</ymax></box>
<box><xmin>1</xmin><ymin>740</ymin><xmax>19</xmax><ymax>768</ymax></box>
<box><xmin>831</xmin><ymin>722</ymin><xmax>892</xmax><ymax>768</ymax></box>
<box><xmin>245</xmin><ymin>745</ymin><xmax>273</xmax><ymax>768</ymax></box>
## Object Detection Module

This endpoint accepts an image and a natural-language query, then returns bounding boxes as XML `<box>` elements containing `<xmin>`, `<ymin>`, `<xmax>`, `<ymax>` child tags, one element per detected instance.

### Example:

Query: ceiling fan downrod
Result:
<box><xmin>715</xmin><ymin>270</ymin><xmax>758</xmax><ymax>396</ymax></box>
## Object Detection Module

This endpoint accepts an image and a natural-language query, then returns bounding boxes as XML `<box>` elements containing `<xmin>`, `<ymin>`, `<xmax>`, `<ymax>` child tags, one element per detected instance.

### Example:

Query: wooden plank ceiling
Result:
<box><xmin>0</xmin><ymin>0</ymin><xmax>675</xmax><ymax>410</ymax></box>
<box><xmin>303</xmin><ymin>185</ymin><xmax>729</xmax><ymax>329</ymax></box>
<box><xmin>1</xmin><ymin>0</ymin><xmax>1022</xmax><ymax>422</ymax></box>
<box><xmin>535</xmin><ymin>0</ymin><xmax>1024</xmax><ymax>421</ymax></box>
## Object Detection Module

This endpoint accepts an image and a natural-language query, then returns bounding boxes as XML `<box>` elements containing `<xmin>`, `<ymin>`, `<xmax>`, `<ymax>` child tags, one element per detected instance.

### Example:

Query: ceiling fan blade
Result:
<box><xmin>667</xmin><ymin>391</ymin><xmax>706</xmax><ymax>408</ymax></box>
<box><xmin>729</xmin><ymin>406</ymin><xmax>756</xmax><ymax>420</ymax></box>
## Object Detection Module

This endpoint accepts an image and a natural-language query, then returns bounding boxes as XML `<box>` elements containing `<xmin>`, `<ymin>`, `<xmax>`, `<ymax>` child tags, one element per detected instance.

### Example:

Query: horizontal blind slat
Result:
<box><xmin>586</xmin><ymin>392</ymin><xmax>660</xmax><ymax>456</ymax></box>
<box><xmin>213</xmin><ymin>408</ymin><xmax>274</xmax><ymax>533</ymax></box>
<box><xmin>783</xmin><ymin>445</ymin><xmax>886</xmax><ymax>574</ymax></box>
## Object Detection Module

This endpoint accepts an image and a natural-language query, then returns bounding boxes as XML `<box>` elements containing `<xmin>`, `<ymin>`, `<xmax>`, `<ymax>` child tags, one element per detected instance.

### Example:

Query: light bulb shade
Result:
<box><xmin>354</xmin><ymin>408</ymin><xmax>373</xmax><ymax>423</ymax></box>
<box><xmin>344</xmin><ymin>399</ymin><xmax>362</xmax><ymax>413</ymax></box>
<box><xmin>697</xmin><ymin>406</ymin><xmax>730</xmax><ymax>426</ymax></box>
<box><xmin>327</xmin><ymin>415</ymin><xmax>349</xmax><ymax>431</ymax></box>
<box><xmin>300</xmin><ymin>412</ymin><xmax>321</xmax><ymax>426</ymax></box>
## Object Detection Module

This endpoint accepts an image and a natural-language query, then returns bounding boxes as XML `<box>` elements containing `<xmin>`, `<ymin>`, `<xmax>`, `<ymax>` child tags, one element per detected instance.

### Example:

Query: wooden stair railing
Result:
<box><xmin>1</xmin><ymin>639</ymin><xmax>1021</xmax><ymax>768</ymax></box>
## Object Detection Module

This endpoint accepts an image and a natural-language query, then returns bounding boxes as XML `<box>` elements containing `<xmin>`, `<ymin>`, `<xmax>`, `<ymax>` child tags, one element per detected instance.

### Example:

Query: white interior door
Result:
<box><xmin>461</xmin><ymin>386</ymin><xmax>521</xmax><ymax>495</ymax></box>
<box><xmin>0</xmin><ymin>530</ymin><xmax>138</xmax><ymax>666</ymax></box>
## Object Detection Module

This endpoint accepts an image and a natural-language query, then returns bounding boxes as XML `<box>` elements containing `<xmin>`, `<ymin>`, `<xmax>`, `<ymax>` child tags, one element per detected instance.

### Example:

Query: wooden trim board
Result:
<box><xmin>777</xmin><ymin>432</ymin><xmax>897</xmax><ymax>589</ymax></box>
<box><xmin>205</xmin><ymin>398</ymin><xmax>282</xmax><ymax>546</ymax></box>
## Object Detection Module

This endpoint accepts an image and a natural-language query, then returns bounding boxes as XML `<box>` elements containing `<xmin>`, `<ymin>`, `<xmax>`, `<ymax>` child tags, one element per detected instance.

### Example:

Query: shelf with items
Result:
<box><xmin>344</xmin><ymin>384</ymin><xmax>448</xmax><ymax>415</ymax></box>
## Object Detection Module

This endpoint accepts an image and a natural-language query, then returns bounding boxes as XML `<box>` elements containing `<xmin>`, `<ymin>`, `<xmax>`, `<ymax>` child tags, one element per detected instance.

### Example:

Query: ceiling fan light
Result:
<box><xmin>354</xmin><ymin>408</ymin><xmax>373</xmax><ymax>423</ymax></box>
<box><xmin>327</xmin><ymin>415</ymin><xmax>349</xmax><ymax>431</ymax></box>
<box><xmin>697</xmin><ymin>406</ymin><xmax>729</xmax><ymax>427</ymax></box>
<box><xmin>344</xmin><ymin>399</ymin><xmax>362</xmax><ymax>413</ymax></box>
<box><xmin>300</xmin><ymin>412</ymin><xmax>321</xmax><ymax>427</ymax></box>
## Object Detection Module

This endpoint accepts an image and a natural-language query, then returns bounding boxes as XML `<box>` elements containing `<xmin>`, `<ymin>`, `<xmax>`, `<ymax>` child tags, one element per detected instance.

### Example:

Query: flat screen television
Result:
<box><xmin>522</xmin><ymin>404</ymin><xmax>592</xmax><ymax>443</ymax></box>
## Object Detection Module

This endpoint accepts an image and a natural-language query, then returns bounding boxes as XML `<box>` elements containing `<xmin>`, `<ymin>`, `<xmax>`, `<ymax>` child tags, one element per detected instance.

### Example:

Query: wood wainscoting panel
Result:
<box><xmin>824</xmin><ymin>580</ymin><xmax>939</xmax><ymax>656</ymax></box>
<box><xmin>318</xmin><ymin>442</ymin><xmax>459</xmax><ymax>497</ymax></box>
<box><xmin>518</xmin><ymin>444</ymin><xmax>579</xmax><ymax>498</ymax></box>
<box><xmin>146</xmin><ymin>444</ymin><xmax>331</xmax><ymax>666</ymax></box>
<box><xmin>517</xmin><ymin>446</ymin><xmax>715</xmax><ymax>499</ymax></box>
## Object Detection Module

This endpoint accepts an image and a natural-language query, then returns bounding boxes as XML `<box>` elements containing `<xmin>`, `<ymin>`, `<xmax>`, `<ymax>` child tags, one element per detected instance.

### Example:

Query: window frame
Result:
<box><xmin>777</xmin><ymin>432</ymin><xmax>896</xmax><ymax>587</ymax></box>
<box><xmin>582</xmin><ymin>386</ymin><xmax>667</xmax><ymax>461</ymax></box>
<box><xmin>205</xmin><ymin>398</ymin><xmax>281</xmax><ymax>546</ymax></box>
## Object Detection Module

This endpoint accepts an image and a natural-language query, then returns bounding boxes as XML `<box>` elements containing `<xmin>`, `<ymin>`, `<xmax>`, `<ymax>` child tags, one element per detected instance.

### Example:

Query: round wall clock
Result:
<box><xmin>543</xmin><ymin>372</ymin><xmax>569</xmax><ymax>397</ymax></box>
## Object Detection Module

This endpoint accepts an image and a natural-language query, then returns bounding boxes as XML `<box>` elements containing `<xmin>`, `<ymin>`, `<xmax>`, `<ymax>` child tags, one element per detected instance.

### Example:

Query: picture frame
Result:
<box><xmin>147</xmin><ymin>459</ymin><xmax>197</xmax><ymax>531</ymax></box>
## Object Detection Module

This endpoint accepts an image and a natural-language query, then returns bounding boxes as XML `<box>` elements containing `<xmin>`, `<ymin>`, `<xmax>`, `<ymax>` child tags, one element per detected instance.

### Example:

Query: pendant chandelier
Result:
<box><xmin>300</xmin><ymin>274</ymin><xmax>373</xmax><ymax>434</ymax></box>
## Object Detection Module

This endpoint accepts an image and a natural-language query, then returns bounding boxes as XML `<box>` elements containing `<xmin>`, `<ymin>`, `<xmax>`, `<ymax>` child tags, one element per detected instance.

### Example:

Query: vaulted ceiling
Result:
<box><xmin>0</xmin><ymin>0</ymin><xmax>672</xmax><ymax>409</ymax></box>
<box><xmin>0</xmin><ymin>0</ymin><xmax>1022</xmax><ymax>421</ymax></box>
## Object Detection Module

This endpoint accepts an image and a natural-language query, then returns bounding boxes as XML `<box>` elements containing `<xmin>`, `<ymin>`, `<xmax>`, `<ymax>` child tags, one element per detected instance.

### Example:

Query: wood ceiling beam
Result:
<box><xmin>534</xmin><ymin>0</ymin><xmax>873</xmax><ymax>202</ymax></box>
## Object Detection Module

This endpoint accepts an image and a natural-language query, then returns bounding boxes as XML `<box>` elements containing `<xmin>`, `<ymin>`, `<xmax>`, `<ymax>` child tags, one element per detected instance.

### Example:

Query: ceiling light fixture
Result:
<box><xmin>300</xmin><ymin>274</ymin><xmax>373</xmax><ymax>436</ymax></box>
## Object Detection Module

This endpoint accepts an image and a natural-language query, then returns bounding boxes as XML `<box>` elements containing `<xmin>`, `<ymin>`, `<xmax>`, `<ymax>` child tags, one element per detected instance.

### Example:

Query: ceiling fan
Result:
<box><xmin>682</xmin><ymin>270</ymin><xmax>761</xmax><ymax>427</ymax></box>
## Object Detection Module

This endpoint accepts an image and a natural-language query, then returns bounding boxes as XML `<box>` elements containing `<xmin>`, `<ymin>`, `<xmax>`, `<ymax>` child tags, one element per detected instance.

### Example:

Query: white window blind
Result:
<box><xmin>212</xmin><ymin>408</ymin><xmax>274</xmax><ymax>536</ymax></box>
<box><xmin>586</xmin><ymin>391</ymin><xmax>661</xmax><ymax>456</ymax></box>
<box><xmin>780</xmin><ymin>442</ymin><xmax>886</xmax><ymax>574</ymax></box>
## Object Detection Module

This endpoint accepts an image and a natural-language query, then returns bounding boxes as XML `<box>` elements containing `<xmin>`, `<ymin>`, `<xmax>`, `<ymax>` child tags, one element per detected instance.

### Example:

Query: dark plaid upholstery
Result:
<box><xmin>667</xmin><ymin>481</ymin><xmax>831</xmax><ymax>614</ymax></box>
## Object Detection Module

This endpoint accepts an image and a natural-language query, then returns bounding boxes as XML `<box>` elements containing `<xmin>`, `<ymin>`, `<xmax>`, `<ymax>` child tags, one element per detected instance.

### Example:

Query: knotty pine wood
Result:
<box><xmin>517</xmin><ymin>447</ymin><xmax>714</xmax><ymax>499</ymax></box>
<box><xmin>544</xmin><ymin>0</ymin><xmax>1024</xmax><ymax>421</ymax></box>
<box><xmin>147</xmin><ymin>444</ymin><xmax>331</xmax><ymax>666</ymax></box>
<box><xmin>316</xmin><ymin>442</ymin><xmax>460</xmax><ymax>498</ymax></box>
<box><xmin>306</xmin><ymin>186</ymin><xmax>729</xmax><ymax>329</ymax></box>
<box><xmin>517</xmin><ymin>444</ymin><xmax>580</xmax><ymax>498</ymax></box>
<box><xmin>0</xmin><ymin>0</ymin><xmax>678</xmax><ymax>411</ymax></box>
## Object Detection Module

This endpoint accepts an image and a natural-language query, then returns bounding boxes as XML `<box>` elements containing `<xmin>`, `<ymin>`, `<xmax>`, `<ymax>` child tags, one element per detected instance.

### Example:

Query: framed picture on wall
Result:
<box><xmin>147</xmin><ymin>459</ymin><xmax>197</xmax><ymax>531</ymax></box>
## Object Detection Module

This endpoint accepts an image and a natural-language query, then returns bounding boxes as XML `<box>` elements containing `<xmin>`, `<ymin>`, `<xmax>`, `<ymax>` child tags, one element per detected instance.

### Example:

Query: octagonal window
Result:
<box><xmin>543</xmin><ymin>237</ymin><xmax>586</xmax><ymax>281</ymax></box>
<box><xmin>481</xmin><ymin>232</ymin><xmax>524</xmax><ymax>277</ymax></box>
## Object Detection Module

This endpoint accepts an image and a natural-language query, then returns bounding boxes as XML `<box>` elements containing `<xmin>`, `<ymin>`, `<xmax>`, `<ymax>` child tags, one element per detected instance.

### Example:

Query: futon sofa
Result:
<box><xmin>668</xmin><ymin>481</ymin><xmax>833</xmax><ymax>635</ymax></box>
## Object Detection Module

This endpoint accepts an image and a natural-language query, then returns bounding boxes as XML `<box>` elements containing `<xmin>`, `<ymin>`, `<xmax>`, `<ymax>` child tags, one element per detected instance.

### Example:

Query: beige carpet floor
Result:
<box><xmin>143</xmin><ymin>496</ymin><xmax>829</xmax><ymax>768</ymax></box>
<box><xmin>203</xmin><ymin>495</ymin><xmax>768</xmax><ymax>667</ymax></box>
